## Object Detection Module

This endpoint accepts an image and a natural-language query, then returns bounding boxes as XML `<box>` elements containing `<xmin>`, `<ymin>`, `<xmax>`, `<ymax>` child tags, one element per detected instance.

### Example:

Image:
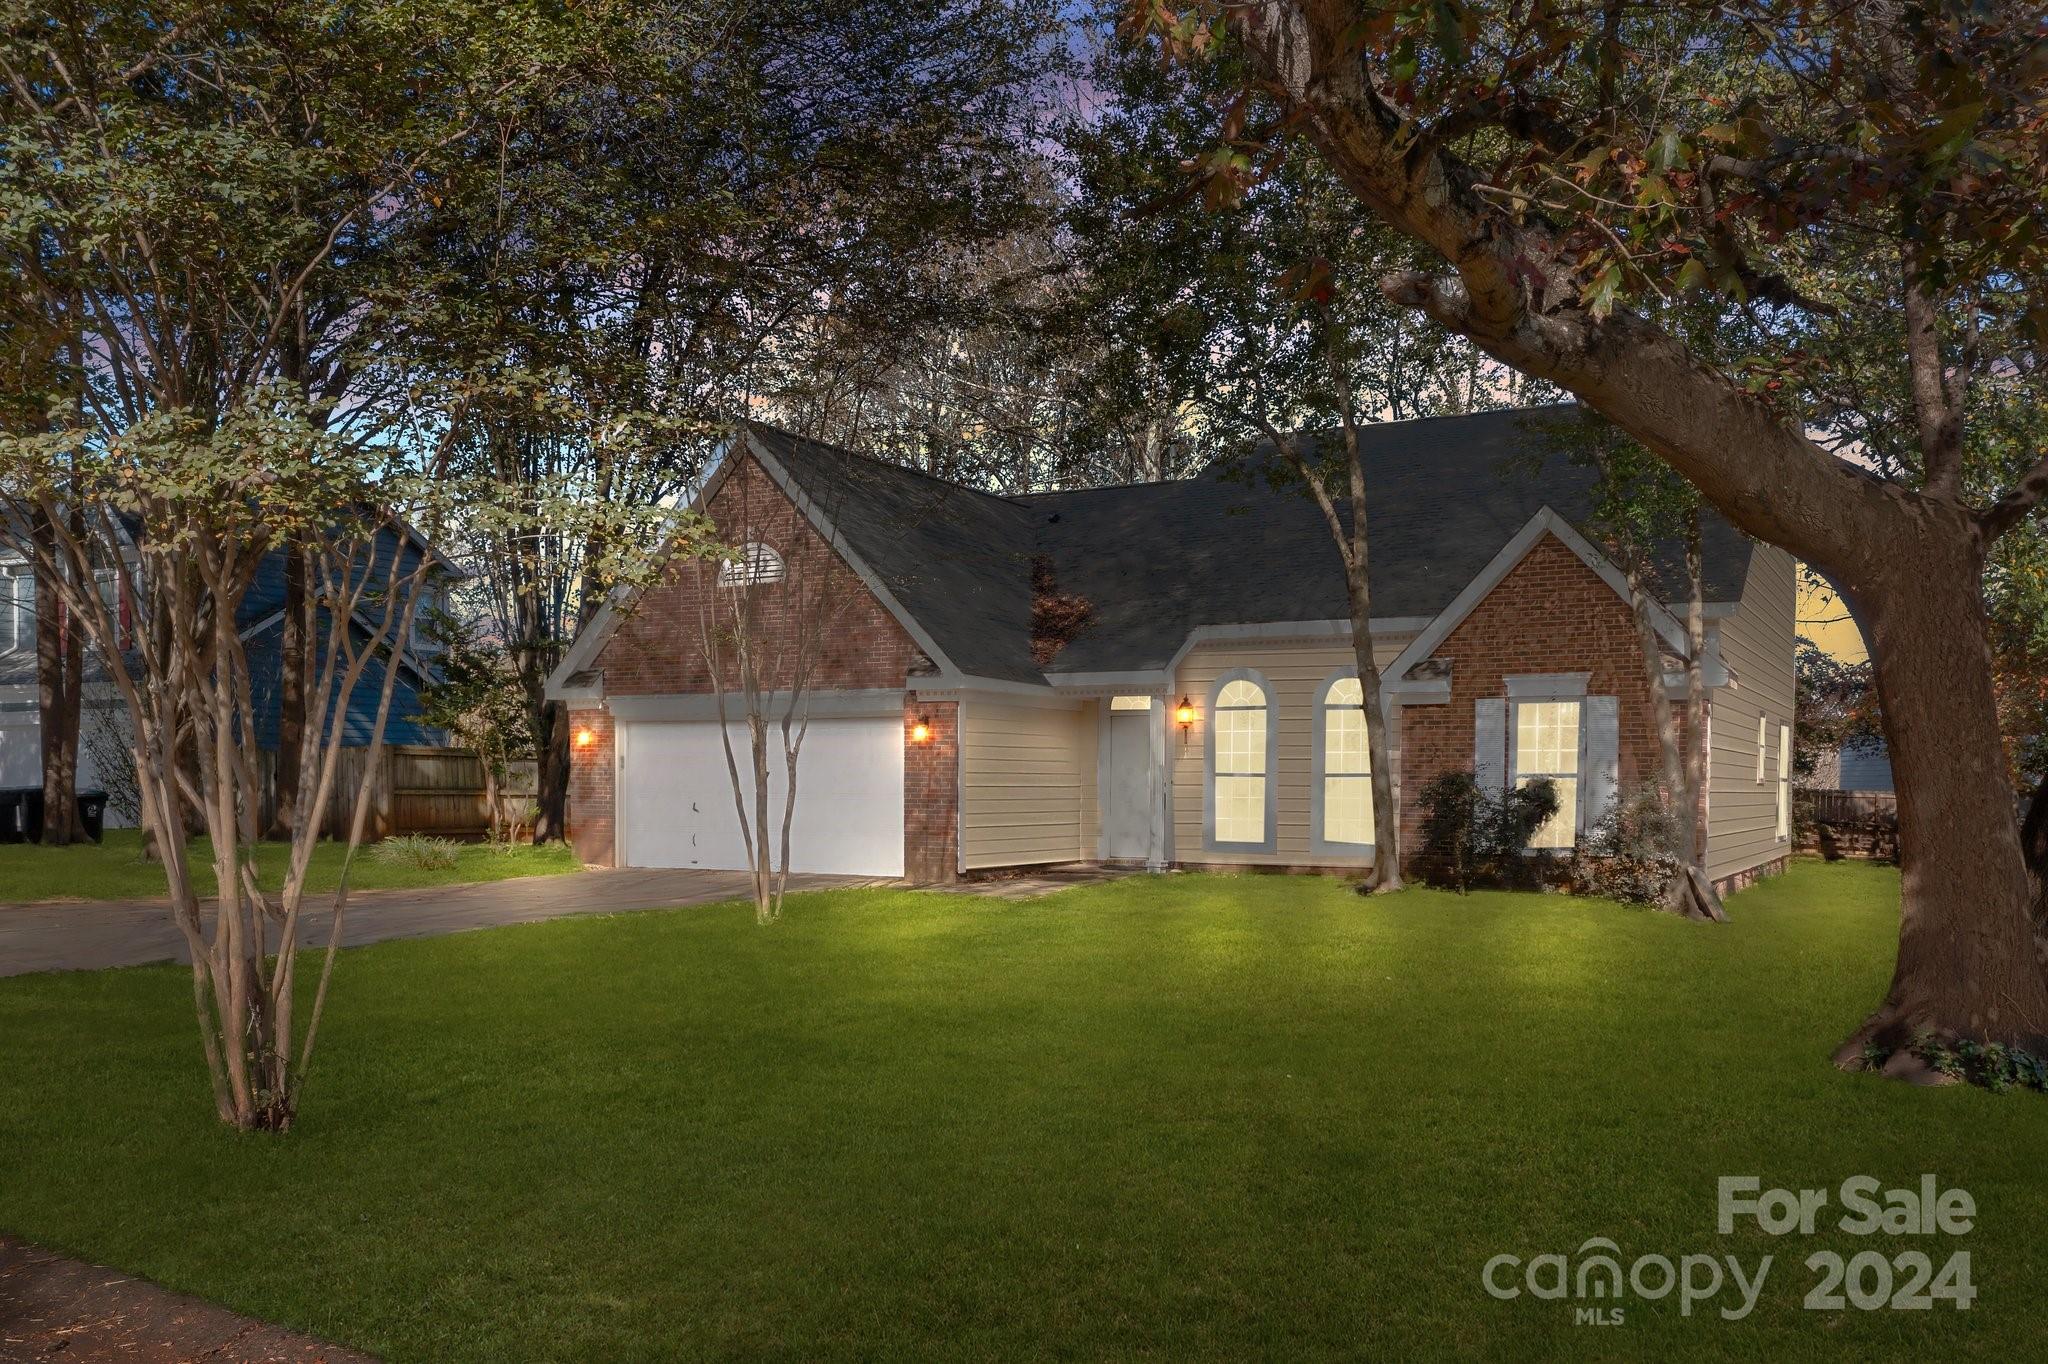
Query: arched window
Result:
<box><xmin>1206</xmin><ymin>670</ymin><xmax>1275</xmax><ymax>851</ymax></box>
<box><xmin>1313</xmin><ymin>672</ymin><xmax>1373</xmax><ymax>854</ymax></box>
<box><xmin>718</xmin><ymin>540</ymin><xmax>785</xmax><ymax>587</ymax></box>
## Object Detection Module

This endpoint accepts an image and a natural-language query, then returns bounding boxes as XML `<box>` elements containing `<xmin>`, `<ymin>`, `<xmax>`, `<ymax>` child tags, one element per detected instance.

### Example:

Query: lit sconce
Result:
<box><xmin>575</xmin><ymin>728</ymin><xmax>596</xmax><ymax>748</ymax></box>
<box><xmin>1175</xmin><ymin>696</ymin><xmax>1195</xmax><ymax>743</ymax></box>
<box><xmin>911</xmin><ymin>715</ymin><xmax>933</xmax><ymax>744</ymax></box>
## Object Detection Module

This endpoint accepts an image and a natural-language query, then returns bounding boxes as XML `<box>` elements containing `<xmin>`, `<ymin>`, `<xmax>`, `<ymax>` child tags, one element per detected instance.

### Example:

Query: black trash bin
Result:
<box><xmin>0</xmin><ymin>787</ymin><xmax>109</xmax><ymax>842</ymax></box>
<box><xmin>76</xmin><ymin>790</ymin><xmax>108</xmax><ymax>843</ymax></box>
<box><xmin>0</xmin><ymin>787</ymin><xmax>28</xmax><ymax>843</ymax></box>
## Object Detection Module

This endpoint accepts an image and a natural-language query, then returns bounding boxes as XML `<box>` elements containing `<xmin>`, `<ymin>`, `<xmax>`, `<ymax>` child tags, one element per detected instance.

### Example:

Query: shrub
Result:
<box><xmin>370</xmin><ymin>834</ymin><xmax>460</xmax><ymax>870</ymax></box>
<box><xmin>1575</xmin><ymin>784</ymin><xmax>1683</xmax><ymax>905</ymax></box>
<box><xmin>1417</xmin><ymin>771</ymin><xmax>1486</xmax><ymax>891</ymax></box>
<box><xmin>1416</xmin><ymin>770</ymin><xmax>1561</xmax><ymax>892</ymax></box>
<box><xmin>1854</xmin><ymin>1033</ymin><xmax>2048</xmax><ymax>1096</ymax></box>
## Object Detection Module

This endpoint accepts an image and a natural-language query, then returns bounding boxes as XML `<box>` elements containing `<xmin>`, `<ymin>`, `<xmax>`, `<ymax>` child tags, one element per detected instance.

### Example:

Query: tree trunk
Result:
<box><xmin>1344</xmin><ymin>560</ymin><xmax>1402</xmax><ymax>892</ymax></box>
<box><xmin>271</xmin><ymin>541</ymin><xmax>309</xmax><ymax>838</ymax></box>
<box><xmin>531</xmin><ymin>698</ymin><xmax>567</xmax><ymax>842</ymax></box>
<box><xmin>32</xmin><ymin>512</ymin><xmax>81</xmax><ymax>845</ymax></box>
<box><xmin>1684</xmin><ymin>513</ymin><xmax>1710</xmax><ymax>872</ymax></box>
<box><xmin>1832</xmin><ymin>547</ymin><xmax>2048</xmax><ymax>1060</ymax></box>
<box><xmin>2022</xmin><ymin>773</ymin><xmax>2046</xmax><ymax>968</ymax></box>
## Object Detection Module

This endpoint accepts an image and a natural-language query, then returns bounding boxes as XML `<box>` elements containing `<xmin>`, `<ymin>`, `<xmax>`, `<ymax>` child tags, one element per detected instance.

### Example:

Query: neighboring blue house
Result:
<box><xmin>234</xmin><ymin>522</ymin><xmax>453</xmax><ymax>750</ymax></box>
<box><xmin>1836</xmin><ymin>737</ymin><xmax>1895</xmax><ymax>793</ymax></box>
<box><xmin>0</xmin><ymin>521</ymin><xmax>451</xmax><ymax>822</ymax></box>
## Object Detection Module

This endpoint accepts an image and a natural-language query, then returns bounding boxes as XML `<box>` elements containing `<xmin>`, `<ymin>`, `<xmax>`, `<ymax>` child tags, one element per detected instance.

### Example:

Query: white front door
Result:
<box><xmin>1101</xmin><ymin>707</ymin><xmax>1152</xmax><ymax>861</ymax></box>
<box><xmin>616</xmin><ymin>717</ymin><xmax>905</xmax><ymax>876</ymax></box>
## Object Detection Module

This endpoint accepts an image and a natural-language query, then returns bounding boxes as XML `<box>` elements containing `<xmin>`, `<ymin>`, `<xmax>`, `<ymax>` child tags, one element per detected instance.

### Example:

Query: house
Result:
<box><xmin>0</xmin><ymin>522</ymin><xmax>451</xmax><ymax>825</ymax></box>
<box><xmin>547</xmin><ymin>406</ymin><xmax>1798</xmax><ymax>894</ymax></box>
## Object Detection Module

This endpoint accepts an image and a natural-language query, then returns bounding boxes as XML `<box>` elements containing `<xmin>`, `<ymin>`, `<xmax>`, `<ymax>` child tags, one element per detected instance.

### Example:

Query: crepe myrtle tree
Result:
<box><xmin>1053</xmin><ymin>39</ymin><xmax>1542</xmax><ymax>889</ymax></box>
<box><xmin>1133</xmin><ymin>0</ymin><xmax>2048</xmax><ymax>1067</ymax></box>
<box><xmin>1527</xmin><ymin>407</ymin><xmax>1722</xmax><ymax>919</ymax></box>
<box><xmin>1</xmin><ymin>406</ymin><xmax>461</xmax><ymax>1130</ymax></box>
<box><xmin>688</xmin><ymin>456</ymin><xmax>857</xmax><ymax>923</ymax></box>
<box><xmin>0</xmin><ymin>0</ymin><xmax>637</xmax><ymax>1125</ymax></box>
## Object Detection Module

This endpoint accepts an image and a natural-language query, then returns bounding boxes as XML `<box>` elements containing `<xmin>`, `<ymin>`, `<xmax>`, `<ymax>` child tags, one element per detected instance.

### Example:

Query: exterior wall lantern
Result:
<box><xmin>911</xmin><ymin>715</ymin><xmax>933</xmax><ymax>744</ymax></box>
<box><xmin>1175</xmin><ymin>696</ymin><xmax>1195</xmax><ymax>743</ymax></box>
<box><xmin>575</xmin><ymin>727</ymin><xmax>596</xmax><ymax>749</ymax></box>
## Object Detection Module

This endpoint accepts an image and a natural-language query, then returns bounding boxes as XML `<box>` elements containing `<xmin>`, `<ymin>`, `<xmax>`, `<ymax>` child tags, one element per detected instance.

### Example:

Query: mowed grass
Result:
<box><xmin>0</xmin><ymin>827</ymin><xmax>582</xmax><ymax>903</ymax></box>
<box><xmin>1</xmin><ymin>860</ymin><xmax>2042</xmax><ymax>1361</ymax></box>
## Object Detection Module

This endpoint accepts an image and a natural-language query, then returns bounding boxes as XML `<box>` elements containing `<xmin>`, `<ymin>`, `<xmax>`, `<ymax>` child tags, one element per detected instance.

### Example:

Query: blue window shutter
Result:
<box><xmin>1474</xmin><ymin>698</ymin><xmax>1507</xmax><ymax>792</ymax></box>
<box><xmin>1583</xmin><ymin>695</ymin><xmax>1620</xmax><ymax>825</ymax></box>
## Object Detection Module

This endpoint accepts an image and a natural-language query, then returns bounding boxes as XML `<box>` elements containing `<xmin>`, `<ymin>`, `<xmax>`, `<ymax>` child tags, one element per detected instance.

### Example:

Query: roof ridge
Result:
<box><xmin>743</xmin><ymin>420</ymin><xmax>1036</xmax><ymax>507</ymax></box>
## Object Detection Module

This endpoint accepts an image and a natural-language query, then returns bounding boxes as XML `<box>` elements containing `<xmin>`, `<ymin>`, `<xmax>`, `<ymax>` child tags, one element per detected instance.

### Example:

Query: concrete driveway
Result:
<box><xmin>0</xmin><ymin>868</ymin><xmax>885</xmax><ymax>977</ymax></box>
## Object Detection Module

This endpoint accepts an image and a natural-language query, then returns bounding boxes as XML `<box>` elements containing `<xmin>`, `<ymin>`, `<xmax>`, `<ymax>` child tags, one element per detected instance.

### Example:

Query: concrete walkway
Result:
<box><xmin>0</xmin><ymin>868</ymin><xmax>882</xmax><ymax>977</ymax></box>
<box><xmin>0</xmin><ymin>1235</ymin><xmax>376</xmax><ymax>1363</ymax></box>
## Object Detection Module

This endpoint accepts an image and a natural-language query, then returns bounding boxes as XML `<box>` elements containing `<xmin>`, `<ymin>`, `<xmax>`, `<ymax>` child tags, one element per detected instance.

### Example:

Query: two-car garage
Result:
<box><xmin>612</xmin><ymin>713</ymin><xmax>905</xmax><ymax>877</ymax></box>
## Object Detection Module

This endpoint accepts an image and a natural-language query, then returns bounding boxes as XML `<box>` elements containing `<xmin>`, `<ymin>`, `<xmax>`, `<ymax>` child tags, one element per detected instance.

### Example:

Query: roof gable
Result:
<box><xmin>553</xmin><ymin>405</ymin><xmax>1756</xmax><ymax>696</ymax></box>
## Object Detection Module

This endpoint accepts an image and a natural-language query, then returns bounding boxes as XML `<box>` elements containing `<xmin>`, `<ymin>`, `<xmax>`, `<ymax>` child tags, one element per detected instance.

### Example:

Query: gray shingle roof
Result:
<box><xmin>750</xmin><ymin>405</ymin><xmax>1755</xmax><ymax>685</ymax></box>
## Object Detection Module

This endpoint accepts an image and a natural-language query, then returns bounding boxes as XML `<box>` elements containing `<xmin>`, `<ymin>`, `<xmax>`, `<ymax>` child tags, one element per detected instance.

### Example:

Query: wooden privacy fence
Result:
<box><xmin>257</xmin><ymin>746</ymin><xmax>537</xmax><ymax>841</ymax></box>
<box><xmin>1795</xmin><ymin>789</ymin><xmax>1899</xmax><ymax>862</ymax></box>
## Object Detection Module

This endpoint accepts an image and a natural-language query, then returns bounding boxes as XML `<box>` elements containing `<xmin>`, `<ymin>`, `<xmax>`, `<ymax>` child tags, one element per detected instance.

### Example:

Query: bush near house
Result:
<box><xmin>1414</xmin><ymin>770</ymin><xmax>1561</xmax><ymax>892</ymax></box>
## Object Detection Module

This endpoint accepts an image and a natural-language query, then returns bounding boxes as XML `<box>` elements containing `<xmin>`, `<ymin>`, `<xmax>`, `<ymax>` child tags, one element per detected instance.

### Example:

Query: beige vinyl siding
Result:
<box><xmin>1170</xmin><ymin>634</ymin><xmax>1410</xmax><ymax>867</ymax></box>
<box><xmin>961</xmin><ymin>696</ymin><xmax>1097</xmax><ymax>870</ymax></box>
<box><xmin>1706</xmin><ymin>543</ymin><xmax>1798</xmax><ymax>883</ymax></box>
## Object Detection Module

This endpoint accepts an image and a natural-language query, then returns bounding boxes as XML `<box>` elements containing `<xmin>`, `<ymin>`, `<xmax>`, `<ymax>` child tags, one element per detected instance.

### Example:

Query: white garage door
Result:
<box><xmin>616</xmin><ymin>717</ymin><xmax>905</xmax><ymax>876</ymax></box>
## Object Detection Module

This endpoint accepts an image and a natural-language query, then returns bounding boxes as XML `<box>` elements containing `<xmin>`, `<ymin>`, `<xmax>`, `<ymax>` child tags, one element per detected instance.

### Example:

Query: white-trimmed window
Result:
<box><xmin>1776</xmin><ymin>722</ymin><xmax>1792</xmax><ymax>840</ymax></box>
<box><xmin>718</xmin><ymin>540</ymin><xmax>785</xmax><ymax>587</ymax></box>
<box><xmin>1209</xmin><ymin>674</ymin><xmax>1272</xmax><ymax>847</ymax></box>
<box><xmin>1513</xmin><ymin>699</ymin><xmax>1582</xmax><ymax>849</ymax></box>
<box><xmin>1755</xmin><ymin>714</ymin><xmax>1769</xmax><ymax>783</ymax></box>
<box><xmin>0</xmin><ymin>567</ymin><xmax>30</xmax><ymax>654</ymax></box>
<box><xmin>1108</xmin><ymin>694</ymin><xmax>1152</xmax><ymax>712</ymax></box>
<box><xmin>1315</xmin><ymin>674</ymin><xmax>1373</xmax><ymax>850</ymax></box>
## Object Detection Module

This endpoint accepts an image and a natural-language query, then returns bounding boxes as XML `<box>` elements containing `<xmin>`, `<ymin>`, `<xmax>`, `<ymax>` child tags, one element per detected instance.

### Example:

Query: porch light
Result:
<box><xmin>911</xmin><ymin>716</ymin><xmax>932</xmax><ymax>743</ymax></box>
<box><xmin>1175</xmin><ymin>696</ymin><xmax>1196</xmax><ymax>732</ymax></box>
<box><xmin>575</xmin><ymin>727</ymin><xmax>595</xmax><ymax>748</ymax></box>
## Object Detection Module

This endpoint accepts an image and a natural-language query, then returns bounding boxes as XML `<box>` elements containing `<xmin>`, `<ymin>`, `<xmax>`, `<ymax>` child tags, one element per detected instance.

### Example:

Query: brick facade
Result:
<box><xmin>565</xmin><ymin>455</ymin><xmax>940</xmax><ymax>870</ymax></box>
<box><xmin>903</xmin><ymin>694</ymin><xmax>959</xmax><ymax>884</ymax></box>
<box><xmin>595</xmin><ymin>457</ymin><xmax>932</xmax><ymax>696</ymax></box>
<box><xmin>1397</xmin><ymin>532</ymin><xmax>1684</xmax><ymax>873</ymax></box>
<box><xmin>566</xmin><ymin>706</ymin><xmax>614</xmax><ymax>866</ymax></box>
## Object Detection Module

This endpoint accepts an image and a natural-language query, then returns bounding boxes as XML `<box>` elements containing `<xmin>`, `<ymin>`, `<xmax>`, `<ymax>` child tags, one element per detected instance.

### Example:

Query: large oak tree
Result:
<box><xmin>1130</xmin><ymin>0</ymin><xmax>2048</xmax><ymax>1063</ymax></box>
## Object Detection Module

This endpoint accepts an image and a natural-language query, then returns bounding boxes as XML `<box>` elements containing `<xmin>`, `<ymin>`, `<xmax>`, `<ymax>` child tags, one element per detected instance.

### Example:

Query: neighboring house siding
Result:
<box><xmin>594</xmin><ymin>456</ymin><xmax>932</xmax><ymax>696</ymax></box>
<box><xmin>1395</xmin><ymin>533</ymin><xmax>1678</xmax><ymax>870</ymax></box>
<box><xmin>1168</xmin><ymin>635</ymin><xmax>1409</xmax><ymax>868</ymax></box>
<box><xmin>1837</xmin><ymin>738</ymin><xmax>1894</xmax><ymax>792</ymax></box>
<box><xmin>961</xmin><ymin>694</ymin><xmax>1096</xmax><ymax>870</ymax></box>
<box><xmin>1705</xmin><ymin>543</ymin><xmax>1797</xmax><ymax>884</ymax></box>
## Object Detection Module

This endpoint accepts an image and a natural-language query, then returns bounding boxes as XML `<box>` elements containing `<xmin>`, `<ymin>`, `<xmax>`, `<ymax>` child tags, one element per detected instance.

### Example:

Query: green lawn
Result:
<box><xmin>1</xmin><ymin>861</ymin><xmax>2040</xmax><ymax>1361</ymax></box>
<box><xmin>0</xmin><ymin>827</ymin><xmax>582</xmax><ymax>903</ymax></box>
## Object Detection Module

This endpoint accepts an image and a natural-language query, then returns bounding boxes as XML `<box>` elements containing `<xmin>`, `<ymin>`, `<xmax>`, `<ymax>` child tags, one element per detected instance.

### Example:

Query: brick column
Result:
<box><xmin>566</xmin><ymin>706</ymin><xmax>615</xmax><ymax>867</ymax></box>
<box><xmin>903</xmin><ymin>695</ymin><xmax>958</xmax><ymax>884</ymax></box>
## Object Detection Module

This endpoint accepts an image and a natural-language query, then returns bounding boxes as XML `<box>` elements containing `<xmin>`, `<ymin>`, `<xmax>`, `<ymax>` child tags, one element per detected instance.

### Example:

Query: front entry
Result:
<box><xmin>1101</xmin><ymin>704</ymin><xmax>1153</xmax><ymax>862</ymax></box>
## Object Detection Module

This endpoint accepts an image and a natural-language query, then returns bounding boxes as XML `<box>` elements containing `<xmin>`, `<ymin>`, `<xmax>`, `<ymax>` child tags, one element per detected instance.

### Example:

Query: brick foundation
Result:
<box><xmin>904</xmin><ymin>695</ymin><xmax>959</xmax><ymax>884</ymax></box>
<box><xmin>1712</xmin><ymin>855</ymin><xmax>1787</xmax><ymax>898</ymax></box>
